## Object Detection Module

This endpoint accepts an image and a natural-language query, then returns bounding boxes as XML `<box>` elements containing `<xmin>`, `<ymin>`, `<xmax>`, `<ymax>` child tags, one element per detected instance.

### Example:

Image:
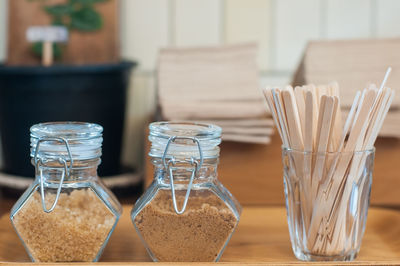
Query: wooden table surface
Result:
<box><xmin>0</xmin><ymin>205</ymin><xmax>399</xmax><ymax>265</ymax></box>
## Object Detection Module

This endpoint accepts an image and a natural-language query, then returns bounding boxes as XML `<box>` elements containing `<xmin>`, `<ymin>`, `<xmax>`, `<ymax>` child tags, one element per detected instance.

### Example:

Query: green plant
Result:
<box><xmin>30</xmin><ymin>0</ymin><xmax>108</xmax><ymax>59</ymax></box>
<box><xmin>44</xmin><ymin>0</ymin><xmax>107</xmax><ymax>31</ymax></box>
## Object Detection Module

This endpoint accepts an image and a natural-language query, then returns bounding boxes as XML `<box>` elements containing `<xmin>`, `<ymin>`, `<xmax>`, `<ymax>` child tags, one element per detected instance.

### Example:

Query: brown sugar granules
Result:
<box><xmin>12</xmin><ymin>189</ymin><xmax>115</xmax><ymax>262</ymax></box>
<box><xmin>134</xmin><ymin>189</ymin><xmax>238</xmax><ymax>261</ymax></box>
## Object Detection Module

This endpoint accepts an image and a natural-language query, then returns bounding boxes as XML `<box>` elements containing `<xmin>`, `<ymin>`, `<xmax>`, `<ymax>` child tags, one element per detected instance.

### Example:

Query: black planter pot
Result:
<box><xmin>0</xmin><ymin>61</ymin><xmax>136</xmax><ymax>178</ymax></box>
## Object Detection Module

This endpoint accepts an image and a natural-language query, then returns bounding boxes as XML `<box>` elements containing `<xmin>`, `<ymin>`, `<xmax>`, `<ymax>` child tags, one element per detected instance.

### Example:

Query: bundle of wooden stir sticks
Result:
<box><xmin>263</xmin><ymin>68</ymin><xmax>395</xmax><ymax>254</ymax></box>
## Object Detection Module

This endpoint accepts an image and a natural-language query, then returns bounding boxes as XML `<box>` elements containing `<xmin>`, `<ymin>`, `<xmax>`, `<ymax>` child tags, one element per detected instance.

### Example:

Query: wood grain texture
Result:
<box><xmin>144</xmin><ymin>129</ymin><xmax>400</xmax><ymax>207</ymax></box>
<box><xmin>7</xmin><ymin>0</ymin><xmax>119</xmax><ymax>65</ymax></box>
<box><xmin>0</xmin><ymin>205</ymin><xmax>399</xmax><ymax>264</ymax></box>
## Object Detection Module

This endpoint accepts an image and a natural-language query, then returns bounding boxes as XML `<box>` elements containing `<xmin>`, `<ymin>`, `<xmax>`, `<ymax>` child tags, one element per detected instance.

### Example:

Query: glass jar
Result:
<box><xmin>10</xmin><ymin>122</ymin><xmax>122</xmax><ymax>262</ymax></box>
<box><xmin>131</xmin><ymin>122</ymin><xmax>241</xmax><ymax>262</ymax></box>
<box><xmin>282</xmin><ymin>148</ymin><xmax>375</xmax><ymax>261</ymax></box>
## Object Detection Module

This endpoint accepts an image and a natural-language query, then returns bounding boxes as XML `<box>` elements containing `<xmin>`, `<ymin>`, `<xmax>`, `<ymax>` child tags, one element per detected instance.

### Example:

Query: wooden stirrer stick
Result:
<box><xmin>282</xmin><ymin>90</ymin><xmax>304</xmax><ymax>150</ymax></box>
<box><xmin>272</xmin><ymin>89</ymin><xmax>291</xmax><ymax>147</ymax></box>
<box><xmin>295</xmin><ymin>86</ymin><xmax>306</xmax><ymax>142</ymax></box>
<box><xmin>263</xmin><ymin>89</ymin><xmax>285</xmax><ymax>145</ymax></box>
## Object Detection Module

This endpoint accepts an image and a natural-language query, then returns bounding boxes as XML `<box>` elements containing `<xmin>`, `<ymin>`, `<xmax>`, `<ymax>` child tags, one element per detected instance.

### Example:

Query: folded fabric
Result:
<box><xmin>197</xmin><ymin>118</ymin><xmax>274</xmax><ymax>127</ymax></box>
<box><xmin>343</xmin><ymin>109</ymin><xmax>400</xmax><ymax>138</ymax></box>
<box><xmin>157</xmin><ymin>43</ymin><xmax>273</xmax><ymax>144</ymax></box>
<box><xmin>222</xmin><ymin>134</ymin><xmax>271</xmax><ymax>144</ymax></box>
<box><xmin>295</xmin><ymin>39</ymin><xmax>400</xmax><ymax>108</ymax></box>
<box><xmin>161</xmin><ymin>101</ymin><xmax>268</xmax><ymax>119</ymax></box>
<box><xmin>158</xmin><ymin>43</ymin><xmax>261</xmax><ymax>102</ymax></box>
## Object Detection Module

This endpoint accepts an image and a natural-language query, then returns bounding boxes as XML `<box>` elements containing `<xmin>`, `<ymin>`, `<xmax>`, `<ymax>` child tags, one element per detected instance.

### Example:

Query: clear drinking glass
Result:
<box><xmin>10</xmin><ymin>122</ymin><xmax>122</xmax><ymax>262</ymax></box>
<box><xmin>282</xmin><ymin>147</ymin><xmax>375</xmax><ymax>261</ymax></box>
<box><xmin>131</xmin><ymin>121</ymin><xmax>241</xmax><ymax>262</ymax></box>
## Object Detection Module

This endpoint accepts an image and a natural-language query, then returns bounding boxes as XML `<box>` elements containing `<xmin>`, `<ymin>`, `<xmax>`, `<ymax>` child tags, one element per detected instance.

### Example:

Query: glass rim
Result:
<box><xmin>30</xmin><ymin>121</ymin><xmax>103</xmax><ymax>141</ymax></box>
<box><xmin>30</xmin><ymin>121</ymin><xmax>103</xmax><ymax>161</ymax></box>
<box><xmin>149</xmin><ymin>121</ymin><xmax>222</xmax><ymax>141</ymax></box>
<box><xmin>282</xmin><ymin>146</ymin><xmax>375</xmax><ymax>155</ymax></box>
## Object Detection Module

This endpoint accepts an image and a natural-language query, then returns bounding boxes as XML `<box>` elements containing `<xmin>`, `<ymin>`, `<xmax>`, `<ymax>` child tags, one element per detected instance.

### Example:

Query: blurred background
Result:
<box><xmin>0</xmin><ymin>0</ymin><xmax>400</xmax><ymax>198</ymax></box>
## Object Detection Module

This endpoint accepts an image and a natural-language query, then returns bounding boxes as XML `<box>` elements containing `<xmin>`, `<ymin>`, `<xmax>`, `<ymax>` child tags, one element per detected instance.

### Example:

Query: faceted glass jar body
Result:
<box><xmin>282</xmin><ymin>148</ymin><xmax>374</xmax><ymax>261</ymax></box>
<box><xmin>131</xmin><ymin>122</ymin><xmax>241</xmax><ymax>262</ymax></box>
<box><xmin>10</xmin><ymin>122</ymin><xmax>122</xmax><ymax>262</ymax></box>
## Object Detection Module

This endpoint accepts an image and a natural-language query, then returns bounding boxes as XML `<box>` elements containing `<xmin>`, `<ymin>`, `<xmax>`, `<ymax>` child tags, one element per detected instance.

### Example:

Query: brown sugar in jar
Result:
<box><xmin>10</xmin><ymin>122</ymin><xmax>122</xmax><ymax>262</ymax></box>
<box><xmin>131</xmin><ymin>122</ymin><xmax>242</xmax><ymax>262</ymax></box>
<box><xmin>134</xmin><ymin>190</ymin><xmax>238</xmax><ymax>261</ymax></box>
<box><xmin>13</xmin><ymin>189</ymin><xmax>115</xmax><ymax>262</ymax></box>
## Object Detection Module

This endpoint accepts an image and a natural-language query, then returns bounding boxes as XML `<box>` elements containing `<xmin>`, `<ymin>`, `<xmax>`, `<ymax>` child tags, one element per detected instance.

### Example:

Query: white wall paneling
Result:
<box><xmin>259</xmin><ymin>71</ymin><xmax>291</xmax><ymax>89</ymax></box>
<box><xmin>274</xmin><ymin>0</ymin><xmax>321</xmax><ymax>71</ymax></box>
<box><xmin>121</xmin><ymin>72</ymin><xmax>156</xmax><ymax>168</ymax></box>
<box><xmin>0</xmin><ymin>0</ymin><xmax>7</xmax><ymax>62</ymax></box>
<box><xmin>173</xmin><ymin>0</ymin><xmax>222</xmax><ymax>46</ymax></box>
<box><xmin>376</xmin><ymin>0</ymin><xmax>400</xmax><ymax>38</ymax></box>
<box><xmin>2</xmin><ymin>0</ymin><xmax>400</xmax><ymax>169</ymax></box>
<box><xmin>120</xmin><ymin>0</ymin><xmax>169</xmax><ymax>71</ymax></box>
<box><xmin>0</xmin><ymin>0</ymin><xmax>7</xmax><ymax>168</ymax></box>
<box><xmin>120</xmin><ymin>0</ymin><xmax>167</xmax><ymax>167</ymax></box>
<box><xmin>325</xmin><ymin>0</ymin><xmax>372</xmax><ymax>39</ymax></box>
<box><xmin>225</xmin><ymin>0</ymin><xmax>272</xmax><ymax>70</ymax></box>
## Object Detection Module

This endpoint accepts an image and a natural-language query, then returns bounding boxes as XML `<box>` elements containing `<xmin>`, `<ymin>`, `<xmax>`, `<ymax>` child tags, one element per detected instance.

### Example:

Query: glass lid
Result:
<box><xmin>30</xmin><ymin>122</ymin><xmax>103</xmax><ymax>161</ymax></box>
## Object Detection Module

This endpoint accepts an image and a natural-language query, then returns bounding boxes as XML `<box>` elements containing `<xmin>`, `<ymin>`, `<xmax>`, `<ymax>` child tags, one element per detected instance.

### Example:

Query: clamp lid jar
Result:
<box><xmin>131</xmin><ymin>121</ymin><xmax>242</xmax><ymax>262</ymax></box>
<box><xmin>10</xmin><ymin>122</ymin><xmax>122</xmax><ymax>262</ymax></box>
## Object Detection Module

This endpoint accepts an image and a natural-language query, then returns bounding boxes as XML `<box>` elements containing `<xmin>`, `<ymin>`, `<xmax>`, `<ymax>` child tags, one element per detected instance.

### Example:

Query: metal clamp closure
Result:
<box><xmin>162</xmin><ymin>136</ymin><xmax>203</xmax><ymax>214</ymax></box>
<box><xmin>34</xmin><ymin>137</ymin><xmax>73</xmax><ymax>213</ymax></box>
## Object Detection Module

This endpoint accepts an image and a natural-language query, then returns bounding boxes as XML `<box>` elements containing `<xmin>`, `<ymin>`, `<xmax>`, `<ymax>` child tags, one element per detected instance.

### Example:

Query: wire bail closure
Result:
<box><xmin>162</xmin><ymin>136</ymin><xmax>203</xmax><ymax>215</ymax></box>
<box><xmin>34</xmin><ymin>137</ymin><xmax>73</xmax><ymax>213</ymax></box>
